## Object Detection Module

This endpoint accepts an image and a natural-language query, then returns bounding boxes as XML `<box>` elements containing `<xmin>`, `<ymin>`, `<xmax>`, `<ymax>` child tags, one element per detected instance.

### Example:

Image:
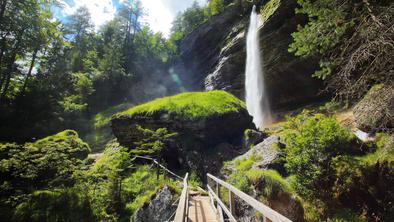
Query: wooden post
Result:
<box><xmin>216</xmin><ymin>181</ymin><xmax>220</xmax><ymax>210</ymax></box>
<box><xmin>156</xmin><ymin>163</ymin><xmax>160</xmax><ymax>180</ymax></box>
<box><xmin>229</xmin><ymin>190</ymin><xmax>235</xmax><ymax>215</ymax></box>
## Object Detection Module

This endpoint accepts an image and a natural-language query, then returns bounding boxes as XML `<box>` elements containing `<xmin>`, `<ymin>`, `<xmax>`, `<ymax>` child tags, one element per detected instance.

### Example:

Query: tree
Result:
<box><xmin>65</xmin><ymin>6</ymin><xmax>95</xmax><ymax>72</ymax></box>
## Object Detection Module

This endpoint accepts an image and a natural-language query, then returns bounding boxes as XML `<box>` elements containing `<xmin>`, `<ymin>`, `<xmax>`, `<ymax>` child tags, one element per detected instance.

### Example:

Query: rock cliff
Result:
<box><xmin>174</xmin><ymin>0</ymin><xmax>324</xmax><ymax>113</ymax></box>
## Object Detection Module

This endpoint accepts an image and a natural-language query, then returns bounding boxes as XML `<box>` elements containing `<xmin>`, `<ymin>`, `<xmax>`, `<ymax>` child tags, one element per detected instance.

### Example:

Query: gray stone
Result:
<box><xmin>243</xmin><ymin>129</ymin><xmax>267</xmax><ymax>149</ymax></box>
<box><xmin>235</xmin><ymin>135</ymin><xmax>280</xmax><ymax>169</ymax></box>
<box><xmin>131</xmin><ymin>186</ymin><xmax>177</xmax><ymax>222</ymax></box>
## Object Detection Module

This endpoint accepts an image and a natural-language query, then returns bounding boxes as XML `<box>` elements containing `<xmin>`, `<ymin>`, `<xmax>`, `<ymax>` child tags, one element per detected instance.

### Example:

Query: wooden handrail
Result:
<box><xmin>207</xmin><ymin>184</ymin><xmax>237</xmax><ymax>222</ymax></box>
<box><xmin>207</xmin><ymin>173</ymin><xmax>292</xmax><ymax>222</ymax></box>
<box><xmin>173</xmin><ymin>173</ymin><xmax>189</xmax><ymax>222</ymax></box>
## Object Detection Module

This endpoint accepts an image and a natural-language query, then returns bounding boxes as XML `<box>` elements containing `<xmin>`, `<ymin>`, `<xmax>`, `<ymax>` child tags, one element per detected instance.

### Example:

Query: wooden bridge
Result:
<box><xmin>171</xmin><ymin>173</ymin><xmax>292</xmax><ymax>222</ymax></box>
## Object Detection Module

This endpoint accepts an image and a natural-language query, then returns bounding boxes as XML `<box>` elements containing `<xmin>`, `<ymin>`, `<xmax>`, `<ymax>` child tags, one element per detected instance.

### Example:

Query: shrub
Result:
<box><xmin>280</xmin><ymin>111</ymin><xmax>355</xmax><ymax>199</ymax></box>
<box><xmin>14</xmin><ymin>189</ymin><xmax>95</xmax><ymax>222</ymax></box>
<box><xmin>0</xmin><ymin>130</ymin><xmax>91</xmax><ymax>220</ymax></box>
<box><xmin>131</xmin><ymin>126</ymin><xmax>178</xmax><ymax>159</ymax></box>
<box><xmin>246</xmin><ymin>169</ymin><xmax>293</xmax><ymax>199</ymax></box>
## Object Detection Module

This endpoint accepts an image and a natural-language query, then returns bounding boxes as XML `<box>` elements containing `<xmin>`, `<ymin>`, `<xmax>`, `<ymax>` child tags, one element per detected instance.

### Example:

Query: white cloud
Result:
<box><xmin>60</xmin><ymin>0</ymin><xmax>117</xmax><ymax>30</ymax></box>
<box><xmin>57</xmin><ymin>0</ymin><xmax>207</xmax><ymax>36</ymax></box>
<box><xmin>140</xmin><ymin>0</ymin><xmax>207</xmax><ymax>37</ymax></box>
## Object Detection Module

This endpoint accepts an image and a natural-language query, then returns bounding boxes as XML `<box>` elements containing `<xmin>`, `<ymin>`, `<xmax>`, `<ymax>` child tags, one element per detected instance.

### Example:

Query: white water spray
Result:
<box><xmin>245</xmin><ymin>5</ymin><xmax>271</xmax><ymax>129</ymax></box>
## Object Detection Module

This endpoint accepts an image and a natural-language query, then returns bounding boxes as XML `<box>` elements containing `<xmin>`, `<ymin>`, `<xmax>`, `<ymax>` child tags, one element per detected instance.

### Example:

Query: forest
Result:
<box><xmin>0</xmin><ymin>0</ymin><xmax>393</xmax><ymax>221</ymax></box>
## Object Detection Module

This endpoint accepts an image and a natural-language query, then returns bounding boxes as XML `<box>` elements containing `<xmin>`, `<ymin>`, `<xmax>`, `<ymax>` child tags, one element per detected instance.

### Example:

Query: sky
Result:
<box><xmin>55</xmin><ymin>0</ymin><xmax>207</xmax><ymax>37</ymax></box>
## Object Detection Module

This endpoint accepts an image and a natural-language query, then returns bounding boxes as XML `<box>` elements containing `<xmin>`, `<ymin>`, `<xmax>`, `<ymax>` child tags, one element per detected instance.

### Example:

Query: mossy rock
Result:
<box><xmin>111</xmin><ymin>90</ymin><xmax>254</xmax><ymax>148</ymax></box>
<box><xmin>114</xmin><ymin>90</ymin><xmax>246</xmax><ymax>121</ymax></box>
<box><xmin>353</xmin><ymin>84</ymin><xmax>394</xmax><ymax>132</ymax></box>
<box><xmin>32</xmin><ymin>130</ymin><xmax>91</xmax><ymax>160</ymax></box>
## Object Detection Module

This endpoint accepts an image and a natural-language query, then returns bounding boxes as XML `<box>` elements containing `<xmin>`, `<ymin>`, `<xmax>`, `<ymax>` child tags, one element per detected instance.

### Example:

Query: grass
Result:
<box><xmin>357</xmin><ymin>132</ymin><xmax>394</xmax><ymax>165</ymax></box>
<box><xmin>114</xmin><ymin>90</ymin><xmax>246</xmax><ymax>120</ymax></box>
<box><xmin>93</xmin><ymin>103</ymin><xmax>134</xmax><ymax>129</ymax></box>
<box><xmin>122</xmin><ymin>166</ymin><xmax>180</xmax><ymax>215</ymax></box>
<box><xmin>83</xmin><ymin>103</ymin><xmax>134</xmax><ymax>152</ymax></box>
<box><xmin>32</xmin><ymin>130</ymin><xmax>91</xmax><ymax>158</ymax></box>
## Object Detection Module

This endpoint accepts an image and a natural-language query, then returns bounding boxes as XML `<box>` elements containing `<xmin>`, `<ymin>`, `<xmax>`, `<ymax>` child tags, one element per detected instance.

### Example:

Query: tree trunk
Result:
<box><xmin>0</xmin><ymin>34</ymin><xmax>8</xmax><ymax>89</ymax></box>
<box><xmin>0</xmin><ymin>51</ymin><xmax>16</xmax><ymax>103</ymax></box>
<box><xmin>0</xmin><ymin>0</ymin><xmax>7</xmax><ymax>22</ymax></box>
<box><xmin>20</xmin><ymin>47</ymin><xmax>39</xmax><ymax>96</ymax></box>
<box><xmin>0</xmin><ymin>28</ymin><xmax>24</xmax><ymax>104</ymax></box>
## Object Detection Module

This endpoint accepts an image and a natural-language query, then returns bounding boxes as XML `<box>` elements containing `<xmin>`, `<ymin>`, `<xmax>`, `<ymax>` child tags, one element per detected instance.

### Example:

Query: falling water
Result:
<box><xmin>245</xmin><ymin>5</ymin><xmax>271</xmax><ymax>129</ymax></box>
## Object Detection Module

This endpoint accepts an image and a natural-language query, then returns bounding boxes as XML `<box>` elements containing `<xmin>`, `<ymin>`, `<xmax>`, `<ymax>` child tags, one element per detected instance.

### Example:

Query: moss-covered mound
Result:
<box><xmin>111</xmin><ymin>91</ymin><xmax>253</xmax><ymax>147</ymax></box>
<box><xmin>0</xmin><ymin>130</ymin><xmax>90</xmax><ymax>190</ymax></box>
<box><xmin>111</xmin><ymin>91</ymin><xmax>254</xmax><ymax>176</ymax></box>
<box><xmin>0</xmin><ymin>130</ymin><xmax>90</xmax><ymax>220</ymax></box>
<box><xmin>114</xmin><ymin>90</ymin><xmax>246</xmax><ymax>120</ymax></box>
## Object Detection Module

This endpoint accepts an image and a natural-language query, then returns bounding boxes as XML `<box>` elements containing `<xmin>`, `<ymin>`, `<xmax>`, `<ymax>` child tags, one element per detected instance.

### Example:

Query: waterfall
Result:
<box><xmin>245</xmin><ymin>5</ymin><xmax>271</xmax><ymax>130</ymax></box>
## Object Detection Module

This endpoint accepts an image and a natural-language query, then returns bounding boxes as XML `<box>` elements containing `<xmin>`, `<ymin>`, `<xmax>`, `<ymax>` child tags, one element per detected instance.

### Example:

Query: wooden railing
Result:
<box><xmin>173</xmin><ymin>173</ymin><xmax>189</xmax><ymax>222</ymax></box>
<box><xmin>207</xmin><ymin>173</ymin><xmax>292</xmax><ymax>222</ymax></box>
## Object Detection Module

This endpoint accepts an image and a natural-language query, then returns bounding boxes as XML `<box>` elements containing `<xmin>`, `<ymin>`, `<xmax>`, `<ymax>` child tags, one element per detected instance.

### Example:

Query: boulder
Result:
<box><xmin>243</xmin><ymin>129</ymin><xmax>267</xmax><ymax>149</ymax></box>
<box><xmin>111</xmin><ymin>91</ymin><xmax>254</xmax><ymax>176</ymax></box>
<box><xmin>132</xmin><ymin>186</ymin><xmax>177</xmax><ymax>222</ymax></box>
<box><xmin>353</xmin><ymin>84</ymin><xmax>394</xmax><ymax>132</ymax></box>
<box><xmin>175</xmin><ymin>0</ymin><xmax>324</xmax><ymax>113</ymax></box>
<box><xmin>233</xmin><ymin>135</ymin><xmax>283</xmax><ymax>171</ymax></box>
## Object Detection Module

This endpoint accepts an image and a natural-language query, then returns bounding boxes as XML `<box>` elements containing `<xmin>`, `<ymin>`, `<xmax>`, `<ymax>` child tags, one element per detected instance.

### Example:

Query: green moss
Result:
<box><xmin>228</xmin><ymin>154</ymin><xmax>296</xmax><ymax>202</ymax></box>
<box><xmin>122</xmin><ymin>166</ymin><xmax>179</xmax><ymax>215</ymax></box>
<box><xmin>234</xmin><ymin>153</ymin><xmax>262</xmax><ymax>172</ymax></box>
<box><xmin>84</xmin><ymin>103</ymin><xmax>134</xmax><ymax>152</ymax></box>
<box><xmin>260</xmin><ymin>0</ymin><xmax>280</xmax><ymax>23</ymax></box>
<box><xmin>85</xmin><ymin>143</ymin><xmax>179</xmax><ymax>219</ymax></box>
<box><xmin>114</xmin><ymin>90</ymin><xmax>246</xmax><ymax>120</ymax></box>
<box><xmin>33</xmin><ymin>130</ymin><xmax>91</xmax><ymax>159</ymax></box>
<box><xmin>94</xmin><ymin>103</ymin><xmax>134</xmax><ymax>129</ymax></box>
<box><xmin>247</xmin><ymin>169</ymin><xmax>293</xmax><ymax>194</ymax></box>
<box><xmin>14</xmin><ymin>188</ymin><xmax>95</xmax><ymax>222</ymax></box>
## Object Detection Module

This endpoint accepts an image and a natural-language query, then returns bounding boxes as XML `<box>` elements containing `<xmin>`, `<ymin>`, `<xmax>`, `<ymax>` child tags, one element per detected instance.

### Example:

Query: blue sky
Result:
<box><xmin>54</xmin><ymin>0</ymin><xmax>207</xmax><ymax>37</ymax></box>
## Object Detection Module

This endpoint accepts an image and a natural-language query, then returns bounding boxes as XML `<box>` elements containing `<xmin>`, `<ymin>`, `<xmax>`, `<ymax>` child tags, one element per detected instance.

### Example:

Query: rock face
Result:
<box><xmin>243</xmin><ymin>129</ymin><xmax>267</xmax><ymax>149</ymax></box>
<box><xmin>173</xmin><ymin>6</ymin><xmax>244</xmax><ymax>91</ymax></box>
<box><xmin>353</xmin><ymin>84</ymin><xmax>394</xmax><ymax>132</ymax></box>
<box><xmin>111</xmin><ymin>91</ymin><xmax>254</xmax><ymax>176</ymax></box>
<box><xmin>132</xmin><ymin>186</ymin><xmax>176</xmax><ymax>222</ymax></box>
<box><xmin>227</xmin><ymin>135</ymin><xmax>283</xmax><ymax>172</ymax></box>
<box><xmin>175</xmin><ymin>0</ymin><xmax>323</xmax><ymax>113</ymax></box>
